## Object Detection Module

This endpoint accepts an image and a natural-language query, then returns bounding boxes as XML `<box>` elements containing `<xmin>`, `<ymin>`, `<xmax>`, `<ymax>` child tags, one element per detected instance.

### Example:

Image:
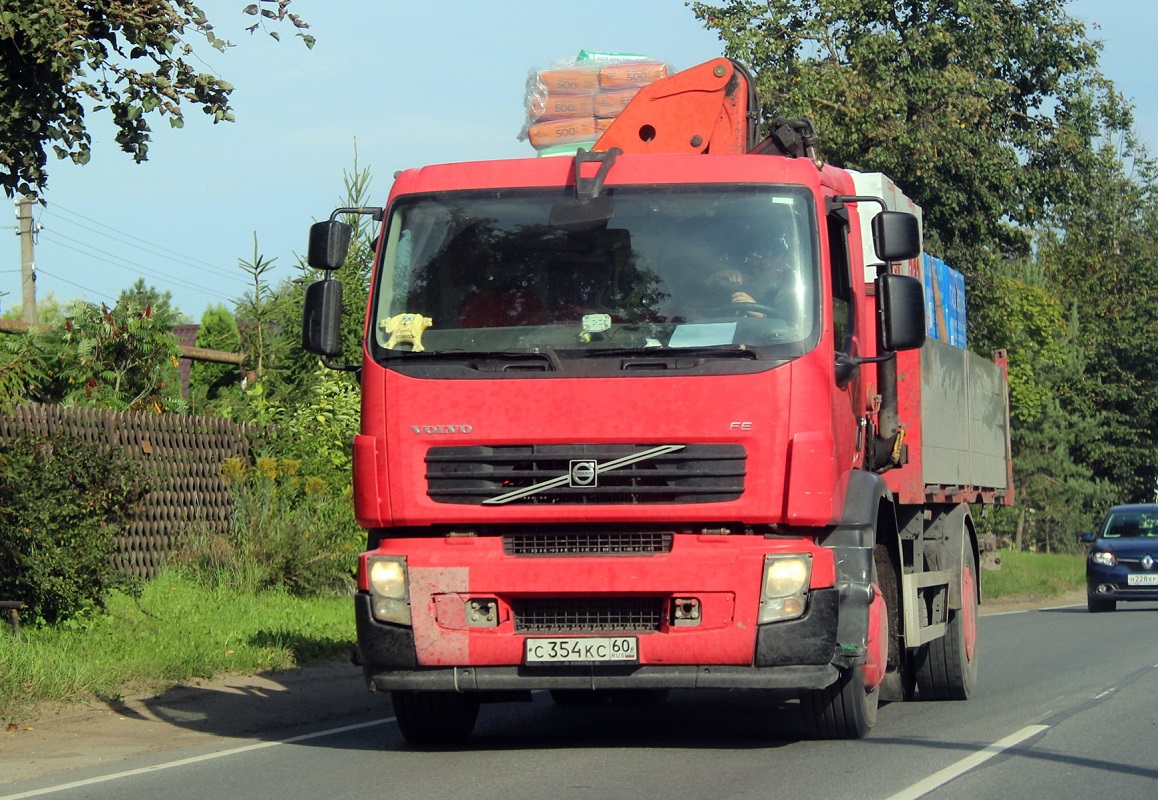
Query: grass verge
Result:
<box><xmin>981</xmin><ymin>549</ymin><xmax>1085</xmax><ymax>600</ymax></box>
<box><xmin>0</xmin><ymin>568</ymin><xmax>351</xmax><ymax>722</ymax></box>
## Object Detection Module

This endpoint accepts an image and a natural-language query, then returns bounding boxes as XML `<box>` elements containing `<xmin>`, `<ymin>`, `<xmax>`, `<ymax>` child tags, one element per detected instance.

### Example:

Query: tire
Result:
<box><xmin>915</xmin><ymin>552</ymin><xmax>978</xmax><ymax>701</ymax></box>
<box><xmin>800</xmin><ymin>665</ymin><xmax>879</xmax><ymax>739</ymax></box>
<box><xmin>1087</xmin><ymin>595</ymin><xmax>1117</xmax><ymax>613</ymax></box>
<box><xmin>875</xmin><ymin>543</ymin><xmax>916</xmax><ymax>702</ymax></box>
<box><xmin>390</xmin><ymin>691</ymin><xmax>480</xmax><ymax>746</ymax></box>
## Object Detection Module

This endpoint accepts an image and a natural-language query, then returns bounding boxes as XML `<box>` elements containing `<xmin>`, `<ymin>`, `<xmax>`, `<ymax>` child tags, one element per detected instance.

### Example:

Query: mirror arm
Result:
<box><xmin>330</xmin><ymin>206</ymin><xmax>384</xmax><ymax>223</ymax></box>
<box><xmin>827</xmin><ymin>195</ymin><xmax>886</xmax><ymax>213</ymax></box>
<box><xmin>841</xmin><ymin>351</ymin><xmax>896</xmax><ymax>366</ymax></box>
<box><xmin>320</xmin><ymin>356</ymin><xmax>361</xmax><ymax>374</ymax></box>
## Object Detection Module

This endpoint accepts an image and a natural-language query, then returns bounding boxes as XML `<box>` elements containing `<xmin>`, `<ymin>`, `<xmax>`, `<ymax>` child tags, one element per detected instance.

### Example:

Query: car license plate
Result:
<box><xmin>1127</xmin><ymin>573</ymin><xmax>1158</xmax><ymax>586</ymax></box>
<box><xmin>525</xmin><ymin>636</ymin><xmax>638</xmax><ymax>665</ymax></box>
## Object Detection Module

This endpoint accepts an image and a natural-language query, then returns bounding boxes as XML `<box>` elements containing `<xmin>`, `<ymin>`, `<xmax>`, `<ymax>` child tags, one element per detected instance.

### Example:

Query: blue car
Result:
<box><xmin>1080</xmin><ymin>503</ymin><xmax>1158</xmax><ymax>612</ymax></box>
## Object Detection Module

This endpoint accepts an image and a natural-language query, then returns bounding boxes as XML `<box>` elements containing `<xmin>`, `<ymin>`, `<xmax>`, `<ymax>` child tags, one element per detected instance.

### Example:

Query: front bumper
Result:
<box><xmin>1087</xmin><ymin>566</ymin><xmax>1158</xmax><ymax>601</ymax></box>
<box><xmin>366</xmin><ymin>663</ymin><xmax>837</xmax><ymax>692</ymax></box>
<box><xmin>354</xmin><ymin>587</ymin><xmax>842</xmax><ymax>692</ymax></box>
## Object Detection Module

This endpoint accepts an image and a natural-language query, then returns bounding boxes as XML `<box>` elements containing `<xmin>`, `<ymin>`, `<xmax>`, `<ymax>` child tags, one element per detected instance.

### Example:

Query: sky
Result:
<box><xmin>2</xmin><ymin>0</ymin><xmax>1155</xmax><ymax>322</ymax></box>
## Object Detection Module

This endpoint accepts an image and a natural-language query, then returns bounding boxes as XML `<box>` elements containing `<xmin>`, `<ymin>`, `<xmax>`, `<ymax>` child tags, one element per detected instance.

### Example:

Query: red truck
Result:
<box><xmin>302</xmin><ymin>58</ymin><xmax>1013</xmax><ymax>745</ymax></box>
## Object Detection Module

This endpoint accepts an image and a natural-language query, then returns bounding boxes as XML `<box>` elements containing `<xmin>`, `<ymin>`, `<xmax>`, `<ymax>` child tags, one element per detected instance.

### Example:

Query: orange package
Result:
<box><xmin>594</xmin><ymin>88</ymin><xmax>641</xmax><ymax>118</ymax></box>
<box><xmin>536</xmin><ymin>68</ymin><xmax>600</xmax><ymax>96</ymax></box>
<box><xmin>530</xmin><ymin>93</ymin><xmax>596</xmax><ymax>122</ymax></box>
<box><xmin>527</xmin><ymin>117</ymin><xmax>600</xmax><ymax>149</ymax></box>
<box><xmin>598</xmin><ymin>61</ymin><xmax>668</xmax><ymax>89</ymax></box>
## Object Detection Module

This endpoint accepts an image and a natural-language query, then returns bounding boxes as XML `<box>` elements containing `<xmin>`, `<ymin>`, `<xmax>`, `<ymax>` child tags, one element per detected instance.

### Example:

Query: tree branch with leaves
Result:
<box><xmin>0</xmin><ymin>0</ymin><xmax>312</xmax><ymax>198</ymax></box>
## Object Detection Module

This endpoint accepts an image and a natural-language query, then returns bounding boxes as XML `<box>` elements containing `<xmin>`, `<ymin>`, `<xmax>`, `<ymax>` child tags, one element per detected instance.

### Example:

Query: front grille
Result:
<box><xmin>512</xmin><ymin>597</ymin><xmax>664</xmax><ymax>633</ymax></box>
<box><xmin>505</xmin><ymin>531</ymin><xmax>673</xmax><ymax>556</ymax></box>
<box><xmin>426</xmin><ymin>443</ymin><xmax>745</xmax><ymax>505</ymax></box>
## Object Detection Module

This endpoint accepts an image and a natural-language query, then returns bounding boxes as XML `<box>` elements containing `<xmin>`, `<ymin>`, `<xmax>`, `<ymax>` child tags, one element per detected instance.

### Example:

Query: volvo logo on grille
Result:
<box><xmin>1144</xmin><ymin>554</ymin><xmax>1155</xmax><ymax>570</ymax></box>
<box><xmin>569</xmin><ymin>459</ymin><xmax>597</xmax><ymax>487</ymax></box>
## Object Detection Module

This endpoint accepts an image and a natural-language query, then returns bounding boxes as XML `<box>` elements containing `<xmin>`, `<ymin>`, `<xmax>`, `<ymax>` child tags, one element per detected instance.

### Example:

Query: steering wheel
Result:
<box><xmin>707</xmin><ymin>302</ymin><xmax>780</xmax><ymax>318</ymax></box>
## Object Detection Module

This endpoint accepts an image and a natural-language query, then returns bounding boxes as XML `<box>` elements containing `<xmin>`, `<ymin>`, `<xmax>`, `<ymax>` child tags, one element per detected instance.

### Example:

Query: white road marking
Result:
<box><xmin>0</xmin><ymin>717</ymin><xmax>394</xmax><ymax>800</ymax></box>
<box><xmin>982</xmin><ymin>602</ymin><xmax>1082</xmax><ymax>617</ymax></box>
<box><xmin>884</xmin><ymin>724</ymin><xmax>1049</xmax><ymax>800</ymax></box>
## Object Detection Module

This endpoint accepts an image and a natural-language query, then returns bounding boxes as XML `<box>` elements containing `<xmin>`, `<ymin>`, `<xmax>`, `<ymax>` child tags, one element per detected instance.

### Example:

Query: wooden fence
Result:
<box><xmin>0</xmin><ymin>403</ymin><xmax>261</xmax><ymax>578</ymax></box>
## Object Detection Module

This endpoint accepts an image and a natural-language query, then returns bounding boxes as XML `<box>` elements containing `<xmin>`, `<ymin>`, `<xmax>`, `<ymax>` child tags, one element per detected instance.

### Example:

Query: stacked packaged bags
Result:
<box><xmin>521</xmin><ymin>51</ymin><xmax>669</xmax><ymax>155</ymax></box>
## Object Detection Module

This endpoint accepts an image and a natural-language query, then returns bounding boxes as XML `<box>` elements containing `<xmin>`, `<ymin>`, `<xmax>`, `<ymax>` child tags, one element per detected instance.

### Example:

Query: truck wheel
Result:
<box><xmin>800</xmin><ymin>665</ymin><xmax>878</xmax><ymax>739</ymax></box>
<box><xmin>390</xmin><ymin>691</ymin><xmax>480</xmax><ymax>746</ymax></box>
<box><xmin>1087</xmin><ymin>595</ymin><xmax>1116</xmax><ymax>613</ymax></box>
<box><xmin>875</xmin><ymin>543</ymin><xmax>916</xmax><ymax>702</ymax></box>
<box><xmin>915</xmin><ymin>553</ymin><xmax>978</xmax><ymax>701</ymax></box>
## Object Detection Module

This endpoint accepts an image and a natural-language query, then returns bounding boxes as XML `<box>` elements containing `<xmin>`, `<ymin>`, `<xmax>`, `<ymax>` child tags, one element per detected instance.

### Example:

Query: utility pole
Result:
<box><xmin>15</xmin><ymin>196</ymin><xmax>36</xmax><ymax>324</ymax></box>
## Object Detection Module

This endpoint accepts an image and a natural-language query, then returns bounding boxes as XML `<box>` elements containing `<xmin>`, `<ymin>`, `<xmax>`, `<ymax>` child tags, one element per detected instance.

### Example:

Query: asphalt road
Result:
<box><xmin>4</xmin><ymin>600</ymin><xmax>1157</xmax><ymax>800</ymax></box>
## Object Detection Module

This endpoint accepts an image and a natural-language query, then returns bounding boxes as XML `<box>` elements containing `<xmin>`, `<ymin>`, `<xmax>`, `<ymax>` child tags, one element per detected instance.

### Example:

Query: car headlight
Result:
<box><xmin>760</xmin><ymin>555</ymin><xmax>811</xmax><ymax>623</ymax></box>
<box><xmin>1091</xmin><ymin>551</ymin><xmax>1116</xmax><ymax>567</ymax></box>
<box><xmin>366</xmin><ymin>556</ymin><xmax>411</xmax><ymax>625</ymax></box>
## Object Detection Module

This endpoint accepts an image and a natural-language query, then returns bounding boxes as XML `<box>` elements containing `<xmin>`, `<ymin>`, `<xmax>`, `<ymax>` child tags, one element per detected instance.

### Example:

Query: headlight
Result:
<box><xmin>369</xmin><ymin>557</ymin><xmax>407</xmax><ymax>598</ymax></box>
<box><xmin>764</xmin><ymin>556</ymin><xmax>810</xmax><ymax>597</ymax></box>
<box><xmin>760</xmin><ymin>555</ymin><xmax>811</xmax><ymax>623</ymax></box>
<box><xmin>1091</xmin><ymin>551</ymin><xmax>1116</xmax><ymax>567</ymax></box>
<box><xmin>366</xmin><ymin>556</ymin><xmax>411</xmax><ymax>625</ymax></box>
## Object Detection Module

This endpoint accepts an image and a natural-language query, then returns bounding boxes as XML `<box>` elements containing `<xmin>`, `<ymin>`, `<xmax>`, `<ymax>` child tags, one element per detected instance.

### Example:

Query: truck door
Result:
<box><xmin>826</xmin><ymin>207</ymin><xmax>863</xmax><ymax>464</ymax></box>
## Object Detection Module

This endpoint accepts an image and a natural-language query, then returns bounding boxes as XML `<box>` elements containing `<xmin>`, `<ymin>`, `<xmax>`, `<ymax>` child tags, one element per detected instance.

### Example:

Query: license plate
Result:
<box><xmin>1127</xmin><ymin>573</ymin><xmax>1158</xmax><ymax>586</ymax></box>
<box><xmin>525</xmin><ymin>636</ymin><xmax>638</xmax><ymax>665</ymax></box>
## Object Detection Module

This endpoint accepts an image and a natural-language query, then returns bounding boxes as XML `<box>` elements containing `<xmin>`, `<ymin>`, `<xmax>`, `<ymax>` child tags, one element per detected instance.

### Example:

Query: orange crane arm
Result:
<box><xmin>593</xmin><ymin>58</ymin><xmax>757</xmax><ymax>155</ymax></box>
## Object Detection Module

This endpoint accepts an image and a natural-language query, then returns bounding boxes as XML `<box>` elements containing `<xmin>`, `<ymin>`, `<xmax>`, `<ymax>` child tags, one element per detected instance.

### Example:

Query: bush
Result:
<box><xmin>0</xmin><ymin>433</ymin><xmax>146</xmax><ymax>625</ymax></box>
<box><xmin>174</xmin><ymin>456</ymin><xmax>360</xmax><ymax>597</ymax></box>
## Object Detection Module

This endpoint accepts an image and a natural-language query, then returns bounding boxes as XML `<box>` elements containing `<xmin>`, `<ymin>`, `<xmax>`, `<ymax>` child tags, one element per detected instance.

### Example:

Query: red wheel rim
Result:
<box><xmin>962</xmin><ymin>564</ymin><xmax>977</xmax><ymax>660</ymax></box>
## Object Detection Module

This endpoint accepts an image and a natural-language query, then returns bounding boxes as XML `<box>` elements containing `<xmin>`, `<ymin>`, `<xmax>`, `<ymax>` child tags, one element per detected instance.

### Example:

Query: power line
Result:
<box><xmin>40</xmin><ymin>203</ymin><xmax>251</xmax><ymax>285</ymax></box>
<box><xmin>38</xmin><ymin>230</ymin><xmax>238</xmax><ymax>303</ymax></box>
<box><xmin>34</xmin><ymin>267</ymin><xmax>118</xmax><ymax>303</ymax></box>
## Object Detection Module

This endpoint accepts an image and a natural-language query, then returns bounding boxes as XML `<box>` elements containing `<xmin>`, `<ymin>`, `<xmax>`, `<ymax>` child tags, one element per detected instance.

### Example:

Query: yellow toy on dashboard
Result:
<box><xmin>380</xmin><ymin>313</ymin><xmax>433</xmax><ymax>352</ymax></box>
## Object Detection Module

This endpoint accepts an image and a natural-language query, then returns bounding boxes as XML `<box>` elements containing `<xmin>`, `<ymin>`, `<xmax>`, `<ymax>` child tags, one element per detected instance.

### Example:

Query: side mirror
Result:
<box><xmin>1079</xmin><ymin>532</ymin><xmax>1095</xmax><ymax>544</ymax></box>
<box><xmin>302</xmin><ymin>279</ymin><xmax>343</xmax><ymax>357</ymax></box>
<box><xmin>308</xmin><ymin>220</ymin><xmax>353</xmax><ymax>270</ymax></box>
<box><xmin>872</xmin><ymin>211</ymin><xmax>921</xmax><ymax>262</ymax></box>
<box><xmin>878</xmin><ymin>273</ymin><xmax>926</xmax><ymax>352</ymax></box>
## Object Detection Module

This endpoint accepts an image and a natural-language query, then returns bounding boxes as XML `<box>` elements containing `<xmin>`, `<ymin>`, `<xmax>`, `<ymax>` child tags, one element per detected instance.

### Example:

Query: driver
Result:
<box><xmin>706</xmin><ymin>239</ymin><xmax>794</xmax><ymax>318</ymax></box>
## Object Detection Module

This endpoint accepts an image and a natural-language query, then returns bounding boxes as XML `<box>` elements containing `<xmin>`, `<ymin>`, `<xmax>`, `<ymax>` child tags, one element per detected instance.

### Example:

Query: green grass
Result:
<box><xmin>0</xmin><ymin>569</ymin><xmax>352</xmax><ymax>722</ymax></box>
<box><xmin>981</xmin><ymin>549</ymin><xmax>1085</xmax><ymax>600</ymax></box>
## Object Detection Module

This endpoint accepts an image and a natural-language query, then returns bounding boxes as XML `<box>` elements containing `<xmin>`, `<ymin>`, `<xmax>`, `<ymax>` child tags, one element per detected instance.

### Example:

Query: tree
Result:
<box><xmin>982</xmin><ymin>263</ymin><xmax>1114</xmax><ymax>550</ymax></box>
<box><xmin>1035</xmin><ymin>146</ymin><xmax>1158</xmax><ymax>500</ymax></box>
<box><xmin>1</xmin><ymin>289</ymin><xmax>67</xmax><ymax>326</ymax></box>
<box><xmin>0</xmin><ymin>1</ymin><xmax>312</xmax><ymax>198</ymax></box>
<box><xmin>189</xmin><ymin>303</ymin><xmax>242</xmax><ymax>412</ymax></box>
<box><xmin>234</xmin><ymin>234</ymin><xmax>281</xmax><ymax>392</ymax></box>
<box><xmin>31</xmin><ymin>288</ymin><xmax>185</xmax><ymax>412</ymax></box>
<box><xmin>690</xmin><ymin>0</ymin><xmax>1132</xmax><ymax>267</ymax></box>
<box><xmin>263</xmin><ymin>152</ymin><xmax>378</xmax><ymax>403</ymax></box>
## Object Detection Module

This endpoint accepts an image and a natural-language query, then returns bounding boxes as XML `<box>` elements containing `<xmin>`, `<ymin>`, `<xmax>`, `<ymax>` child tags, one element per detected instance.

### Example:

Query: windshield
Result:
<box><xmin>371</xmin><ymin>186</ymin><xmax>820</xmax><ymax>364</ymax></box>
<box><xmin>1100</xmin><ymin>509</ymin><xmax>1158</xmax><ymax>538</ymax></box>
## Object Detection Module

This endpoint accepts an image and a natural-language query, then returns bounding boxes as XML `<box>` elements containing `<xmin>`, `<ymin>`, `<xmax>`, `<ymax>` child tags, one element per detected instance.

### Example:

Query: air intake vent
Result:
<box><xmin>512</xmin><ymin>597</ymin><xmax>664</xmax><ymax>633</ymax></box>
<box><xmin>426</xmin><ymin>443</ymin><xmax>745</xmax><ymax>505</ymax></box>
<box><xmin>504</xmin><ymin>531</ymin><xmax>673</xmax><ymax>556</ymax></box>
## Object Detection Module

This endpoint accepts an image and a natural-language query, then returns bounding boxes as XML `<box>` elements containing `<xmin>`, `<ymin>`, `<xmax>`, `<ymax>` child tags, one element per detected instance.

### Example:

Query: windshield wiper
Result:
<box><xmin>578</xmin><ymin>345</ymin><xmax>760</xmax><ymax>361</ymax></box>
<box><xmin>383</xmin><ymin>348</ymin><xmax>562</xmax><ymax>371</ymax></box>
